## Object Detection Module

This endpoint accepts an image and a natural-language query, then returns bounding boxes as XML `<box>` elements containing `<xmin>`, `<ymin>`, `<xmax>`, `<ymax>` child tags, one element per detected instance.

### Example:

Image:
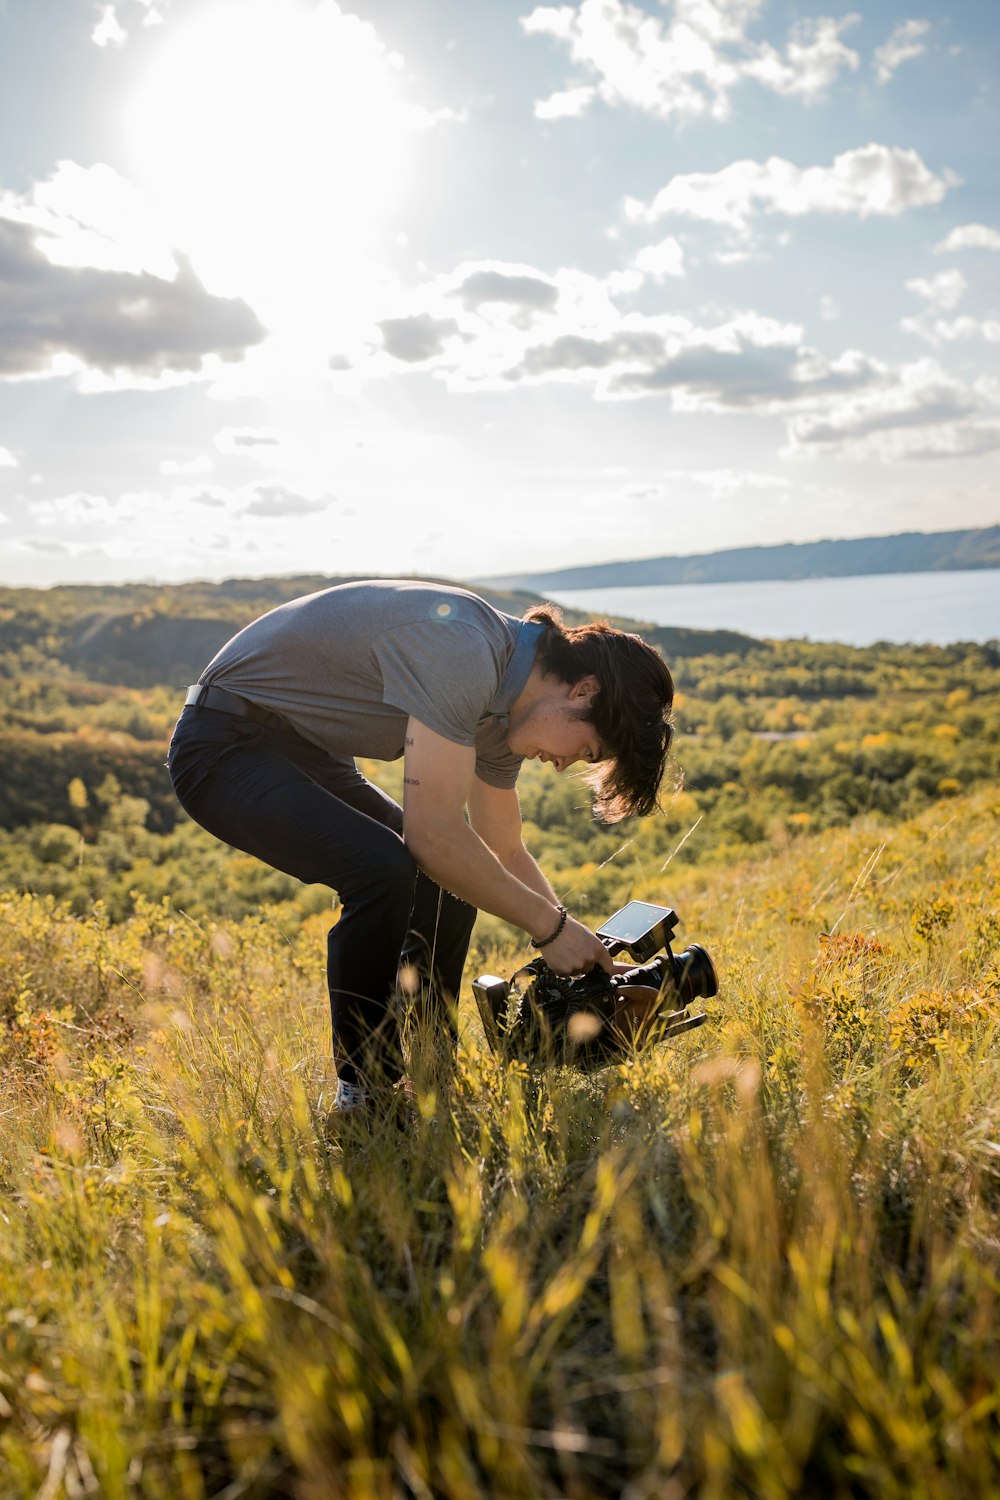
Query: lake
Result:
<box><xmin>548</xmin><ymin>569</ymin><xmax>1000</xmax><ymax>647</ymax></box>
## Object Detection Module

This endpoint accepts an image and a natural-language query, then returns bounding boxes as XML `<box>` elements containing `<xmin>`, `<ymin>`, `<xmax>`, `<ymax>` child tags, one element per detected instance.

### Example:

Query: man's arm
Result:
<box><xmin>403</xmin><ymin>718</ymin><xmax>611</xmax><ymax>976</ymax></box>
<box><xmin>469</xmin><ymin>778</ymin><xmax>637</xmax><ymax>976</ymax></box>
<box><xmin>467</xmin><ymin>778</ymin><xmax>560</xmax><ymax>904</ymax></box>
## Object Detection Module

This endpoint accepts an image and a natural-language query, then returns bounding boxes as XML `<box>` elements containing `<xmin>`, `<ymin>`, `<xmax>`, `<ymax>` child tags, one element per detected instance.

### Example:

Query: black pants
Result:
<box><xmin>167</xmin><ymin>705</ymin><xmax>477</xmax><ymax>1086</ymax></box>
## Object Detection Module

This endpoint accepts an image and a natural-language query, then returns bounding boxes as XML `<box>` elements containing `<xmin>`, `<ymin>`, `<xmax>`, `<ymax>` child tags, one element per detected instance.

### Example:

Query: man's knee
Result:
<box><xmin>342</xmin><ymin>834</ymin><xmax>417</xmax><ymax>913</ymax></box>
<box><xmin>382</xmin><ymin>838</ymin><xmax>417</xmax><ymax>903</ymax></box>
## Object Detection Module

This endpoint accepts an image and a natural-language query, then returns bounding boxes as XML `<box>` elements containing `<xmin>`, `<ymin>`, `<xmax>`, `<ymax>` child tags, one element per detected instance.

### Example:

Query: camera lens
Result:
<box><xmin>672</xmin><ymin>944</ymin><xmax>718</xmax><ymax>1004</ymax></box>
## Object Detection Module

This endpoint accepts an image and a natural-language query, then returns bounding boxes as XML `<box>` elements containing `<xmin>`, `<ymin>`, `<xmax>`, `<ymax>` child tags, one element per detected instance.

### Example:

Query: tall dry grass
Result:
<box><xmin>1</xmin><ymin>787</ymin><xmax>998</xmax><ymax>1498</ymax></box>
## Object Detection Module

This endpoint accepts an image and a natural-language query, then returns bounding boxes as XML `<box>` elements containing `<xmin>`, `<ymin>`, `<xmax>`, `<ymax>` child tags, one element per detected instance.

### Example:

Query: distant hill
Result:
<box><xmin>479</xmin><ymin>525</ymin><xmax>1000</xmax><ymax>592</ymax></box>
<box><xmin>0</xmin><ymin>574</ymin><xmax>761</xmax><ymax>689</ymax></box>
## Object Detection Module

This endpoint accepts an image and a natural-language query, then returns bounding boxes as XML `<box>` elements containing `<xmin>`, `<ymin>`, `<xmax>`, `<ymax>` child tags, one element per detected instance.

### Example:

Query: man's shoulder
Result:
<box><xmin>363</xmin><ymin>581</ymin><xmax>516</xmax><ymax>642</ymax></box>
<box><xmin>314</xmin><ymin>578</ymin><xmax>505</xmax><ymax>618</ymax></box>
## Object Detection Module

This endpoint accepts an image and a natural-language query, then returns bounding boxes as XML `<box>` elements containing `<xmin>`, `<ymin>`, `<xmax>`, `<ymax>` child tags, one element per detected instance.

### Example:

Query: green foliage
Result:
<box><xmin>0</xmin><ymin>789</ymin><xmax>998</xmax><ymax>1496</ymax></box>
<box><xmin>0</xmin><ymin>580</ymin><xmax>997</xmax><ymax>917</ymax></box>
<box><xmin>2</xmin><ymin>622</ymin><xmax>998</xmax><ymax>921</ymax></box>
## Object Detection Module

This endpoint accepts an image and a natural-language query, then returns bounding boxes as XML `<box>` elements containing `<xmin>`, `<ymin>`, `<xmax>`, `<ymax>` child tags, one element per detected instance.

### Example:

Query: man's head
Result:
<box><xmin>508</xmin><ymin>605</ymin><xmax>675</xmax><ymax>822</ymax></box>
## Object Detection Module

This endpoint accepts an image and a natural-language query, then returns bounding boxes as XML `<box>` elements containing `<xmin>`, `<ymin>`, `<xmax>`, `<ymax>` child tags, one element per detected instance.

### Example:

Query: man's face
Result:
<box><xmin>506</xmin><ymin>675</ymin><xmax>608</xmax><ymax>773</ymax></box>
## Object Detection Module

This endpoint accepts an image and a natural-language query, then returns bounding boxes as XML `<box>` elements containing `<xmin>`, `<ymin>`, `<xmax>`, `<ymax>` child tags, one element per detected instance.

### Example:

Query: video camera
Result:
<box><xmin>472</xmin><ymin>900</ymin><xmax>718</xmax><ymax>1071</ymax></box>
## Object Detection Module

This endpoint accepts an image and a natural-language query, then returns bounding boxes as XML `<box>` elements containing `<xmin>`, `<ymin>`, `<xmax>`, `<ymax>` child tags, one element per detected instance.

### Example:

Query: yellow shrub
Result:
<box><xmin>886</xmin><ymin>987</ymin><xmax>979</xmax><ymax>1066</ymax></box>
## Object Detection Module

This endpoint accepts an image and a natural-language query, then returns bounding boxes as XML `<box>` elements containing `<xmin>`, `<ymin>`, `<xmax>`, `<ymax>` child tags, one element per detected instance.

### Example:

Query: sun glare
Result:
<box><xmin>126</xmin><ymin>0</ymin><xmax>410</xmax><ymax>333</ymax></box>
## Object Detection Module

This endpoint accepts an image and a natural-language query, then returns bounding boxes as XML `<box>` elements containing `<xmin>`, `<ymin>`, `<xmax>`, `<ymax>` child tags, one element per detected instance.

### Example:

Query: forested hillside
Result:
<box><xmin>0</xmin><ymin>574</ymin><xmax>755</xmax><ymax>689</ymax></box>
<box><xmin>484</xmin><ymin>523</ymin><xmax>1000</xmax><ymax>591</ymax></box>
<box><xmin>0</xmin><ymin>574</ymin><xmax>996</xmax><ymax>929</ymax></box>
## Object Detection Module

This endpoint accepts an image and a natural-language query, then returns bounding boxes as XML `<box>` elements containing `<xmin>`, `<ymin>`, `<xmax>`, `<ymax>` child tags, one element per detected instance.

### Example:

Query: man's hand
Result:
<box><xmin>538</xmin><ymin>914</ymin><xmax>614</xmax><ymax>978</ymax></box>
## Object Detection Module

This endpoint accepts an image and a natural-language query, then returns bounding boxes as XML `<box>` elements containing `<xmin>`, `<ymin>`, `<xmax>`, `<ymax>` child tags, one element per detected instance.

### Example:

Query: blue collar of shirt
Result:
<box><xmin>487</xmin><ymin>618</ymin><xmax>543</xmax><ymax>719</ymax></box>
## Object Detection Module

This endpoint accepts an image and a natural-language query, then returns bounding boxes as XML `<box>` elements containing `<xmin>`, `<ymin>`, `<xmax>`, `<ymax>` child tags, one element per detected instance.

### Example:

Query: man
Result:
<box><xmin>167</xmin><ymin>579</ymin><xmax>674</xmax><ymax>1111</ymax></box>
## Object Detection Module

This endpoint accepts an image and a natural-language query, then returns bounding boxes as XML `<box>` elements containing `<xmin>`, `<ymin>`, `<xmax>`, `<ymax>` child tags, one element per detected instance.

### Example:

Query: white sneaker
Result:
<box><xmin>333</xmin><ymin>1079</ymin><xmax>371</xmax><ymax>1112</ymax></box>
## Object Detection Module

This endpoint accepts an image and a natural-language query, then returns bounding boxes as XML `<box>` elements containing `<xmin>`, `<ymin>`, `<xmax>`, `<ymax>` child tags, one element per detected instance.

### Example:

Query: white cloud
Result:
<box><xmin>352</xmin><ymin>256</ymin><xmax>842</xmax><ymax>412</ymax></box>
<box><xmin>184</xmin><ymin>488</ymin><xmax>229</xmax><ymax>509</ymax></box>
<box><xmin>0</xmin><ymin>163</ymin><xmax>265</xmax><ymax>385</ymax></box>
<box><xmin>0</xmin><ymin>160</ymin><xmax>178</xmax><ymax>278</ymax></box>
<box><xmin>902</xmin><ymin>313</ymin><xmax>1000</xmax><ymax>348</ymax></box>
<box><xmin>901</xmin><ymin>269</ymin><xmax>1000</xmax><ymax>350</ymax></box>
<box><xmin>625</xmin><ymin>144</ymin><xmax>956</xmax><ymax>233</ymax></box>
<box><xmin>159</xmin><ymin>456</ymin><xmax>213</xmax><ymax>476</ymax></box>
<box><xmin>92</xmin><ymin>5</ymin><xmax>126</xmax><ymax>46</ymax></box>
<box><xmin>14</xmin><ymin>537</ymin><xmax>81</xmax><ymax>555</ymax></box>
<box><xmin>634</xmin><ymin>235</ymin><xmax>686</xmax><ymax>280</ymax></box>
<box><xmin>0</xmin><ymin>447</ymin><xmax>17</xmax><ymax>468</ymax></box>
<box><xmin>785</xmin><ymin>358</ymin><xmax>1000</xmax><ymax>460</ymax></box>
<box><xmin>647</xmin><ymin>467</ymin><xmax>794</xmax><ymax>498</ymax></box>
<box><xmin>622</xmin><ymin>483</ymin><xmax>664</xmax><ymax>502</ymax></box>
<box><xmin>400</xmin><ymin>103</ymin><xmax>469</xmax><ymax>130</ymax></box>
<box><xmin>933</xmin><ymin>223</ymin><xmax>1000</xmax><ymax>254</ymax></box>
<box><xmin>713</xmin><ymin>244</ymin><xmax>755</xmax><ymax>265</ymax></box>
<box><xmin>522</xmin><ymin>0</ymin><xmax>859</xmax><ymax>124</ymax></box>
<box><xmin>454</xmin><ymin>265</ymin><xmax>561</xmax><ymax>312</ymax></box>
<box><xmin>152</xmin><ymin>479</ymin><xmax>336</xmax><ymax>518</ymax></box>
<box><xmin>241</xmin><ymin>485</ymin><xmax>334</xmax><ymax>517</ymax></box>
<box><xmin>0</xmin><ymin>208</ymin><xmax>265</xmax><ymax>384</ymax></box>
<box><xmin>535</xmin><ymin>85</ymin><xmax>598</xmax><ymax>119</ymax></box>
<box><xmin>905</xmin><ymin>269</ymin><xmax>967</xmax><ymax>310</ymax></box>
<box><xmin>378</xmin><ymin>313</ymin><xmax>462</xmax><ymax>363</ymax></box>
<box><xmin>337</xmin><ymin>259</ymin><xmax>575</xmax><ymax>374</ymax></box>
<box><xmin>688</xmin><ymin>468</ymin><xmax>794</xmax><ymax>494</ymax></box>
<box><xmin>605</xmin><ymin>268</ymin><xmax>645</xmax><ymax>296</ymax></box>
<box><xmin>819</xmin><ymin>294</ymin><xmax>840</xmax><ymax>321</ymax></box>
<box><xmin>740</xmin><ymin>15</ymin><xmax>860</xmax><ymax>100</ymax></box>
<box><xmin>214</xmin><ymin>427</ymin><xmax>284</xmax><ymax>457</ymax></box>
<box><xmin>608</xmin><ymin>332</ymin><xmax>884</xmax><ymax>411</ymax></box>
<box><xmin>28</xmin><ymin>491</ymin><xmax>141</xmax><ymax>525</ymax></box>
<box><xmin>873</xmin><ymin>19</ymin><xmax>930</xmax><ymax>85</ymax></box>
<box><xmin>91</xmin><ymin>0</ymin><xmax>164</xmax><ymax>46</ymax></box>
<box><xmin>350</xmin><ymin>254</ymin><xmax>996</xmax><ymax>465</ymax></box>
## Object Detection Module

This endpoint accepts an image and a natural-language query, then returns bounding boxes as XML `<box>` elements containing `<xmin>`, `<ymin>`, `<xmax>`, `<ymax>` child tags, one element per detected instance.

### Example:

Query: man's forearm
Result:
<box><xmin>503</xmin><ymin>843</ymin><xmax>561</xmax><ymax>907</ymax></box>
<box><xmin>405</xmin><ymin>817</ymin><xmax>557</xmax><ymax>938</ymax></box>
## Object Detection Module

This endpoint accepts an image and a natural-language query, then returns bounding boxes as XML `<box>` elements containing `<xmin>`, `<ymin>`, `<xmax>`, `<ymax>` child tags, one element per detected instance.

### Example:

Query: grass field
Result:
<box><xmin>1</xmin><ymin>786</ymin><xmax>998</xmax><ymax>1498</ymax></box>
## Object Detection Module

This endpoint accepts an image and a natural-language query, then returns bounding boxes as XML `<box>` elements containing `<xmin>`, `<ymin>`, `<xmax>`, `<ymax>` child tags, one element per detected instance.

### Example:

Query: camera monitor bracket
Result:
<box><xmin>596</xmin><ymin>901</ymin><xmax>679</xmax><ymax>963</ymax></box>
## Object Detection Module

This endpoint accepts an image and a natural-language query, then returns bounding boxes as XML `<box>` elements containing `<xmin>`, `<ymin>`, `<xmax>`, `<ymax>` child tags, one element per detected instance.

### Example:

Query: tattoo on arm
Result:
<box><xmin>404</xmin><ymin>776</ymin><xmax>420</xmax><ymax>786</ymax></box>
<box><xmin>405</xmin><ymin>736</ymin><xmax>415</xmax><ymax>747</ymax></box>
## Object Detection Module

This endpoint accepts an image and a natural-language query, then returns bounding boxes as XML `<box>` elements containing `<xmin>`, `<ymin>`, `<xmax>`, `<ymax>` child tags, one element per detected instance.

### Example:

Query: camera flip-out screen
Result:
<box><xmin>597</xmin><ymin>900</ymin><xmax>678</xmax><ymax>960</ymax></box>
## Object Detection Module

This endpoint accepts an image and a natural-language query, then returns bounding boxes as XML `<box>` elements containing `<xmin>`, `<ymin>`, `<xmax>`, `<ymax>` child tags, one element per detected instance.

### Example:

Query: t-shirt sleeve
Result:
<box><xmin>474</xmin><ymin>715</ymin><xmax>524</xmax><ymax>789</ymax></box>
<box><xmin>372</xmin><ymin>621</ymin><xmax>498</xmax><ymax>747</ymax></box>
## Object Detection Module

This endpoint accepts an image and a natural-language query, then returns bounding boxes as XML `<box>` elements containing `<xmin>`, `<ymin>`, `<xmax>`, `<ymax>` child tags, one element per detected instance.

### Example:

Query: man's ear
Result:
<box><xmin>570</xmin><ymin>674</ymin><xmax>601</xmax><ymax>706</ymax></box>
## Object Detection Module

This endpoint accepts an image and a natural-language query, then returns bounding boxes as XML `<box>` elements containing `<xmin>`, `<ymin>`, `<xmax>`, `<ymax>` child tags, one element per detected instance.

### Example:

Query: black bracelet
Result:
<box><xmin>532</xmin><ymin>905</ymin><xmax>568</xmax><ymax>949</ymax></box>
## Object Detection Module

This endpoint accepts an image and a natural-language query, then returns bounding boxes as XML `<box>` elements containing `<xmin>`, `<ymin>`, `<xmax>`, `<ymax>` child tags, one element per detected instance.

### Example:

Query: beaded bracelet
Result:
<box><xmin>532</xmin><ymin>904</ymin><xmax>568</xmax><ymax>949</ymax></box>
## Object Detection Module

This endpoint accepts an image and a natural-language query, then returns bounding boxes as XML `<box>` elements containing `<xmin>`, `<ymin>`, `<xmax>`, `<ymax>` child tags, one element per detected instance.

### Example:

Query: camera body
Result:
<box><xmin>472</xmin><ymin>900</ymin><xmax>718</xmax><ymax>1071</ymax></box>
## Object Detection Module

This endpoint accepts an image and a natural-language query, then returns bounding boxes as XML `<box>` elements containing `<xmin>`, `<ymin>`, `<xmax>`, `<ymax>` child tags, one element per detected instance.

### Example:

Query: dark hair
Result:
<box><xmin>524</xmin><ymin>603</ymin><xmax>675</xmax><ymax>822</ymax></box>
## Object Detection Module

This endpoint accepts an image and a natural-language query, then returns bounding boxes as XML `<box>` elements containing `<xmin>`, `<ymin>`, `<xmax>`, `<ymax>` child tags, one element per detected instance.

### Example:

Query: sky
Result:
<box><xmin>0</xmin><ymin>0</ymin><xmax>997</xmax><ymax>588</ymax></box>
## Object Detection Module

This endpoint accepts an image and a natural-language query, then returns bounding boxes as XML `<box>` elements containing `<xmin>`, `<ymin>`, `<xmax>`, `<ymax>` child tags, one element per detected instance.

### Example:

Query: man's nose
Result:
<box><xmin>539</xmin><ymin>753</ymin><xmax>571</xmax><ymax>771</ymax></box>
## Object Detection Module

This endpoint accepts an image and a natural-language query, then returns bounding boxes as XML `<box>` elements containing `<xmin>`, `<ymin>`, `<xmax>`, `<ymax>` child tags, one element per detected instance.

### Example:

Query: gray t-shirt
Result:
<box><xmin>199</xmin><ymin>580</ymin><xmax>542</xmax><ymax>788</ymax></box>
